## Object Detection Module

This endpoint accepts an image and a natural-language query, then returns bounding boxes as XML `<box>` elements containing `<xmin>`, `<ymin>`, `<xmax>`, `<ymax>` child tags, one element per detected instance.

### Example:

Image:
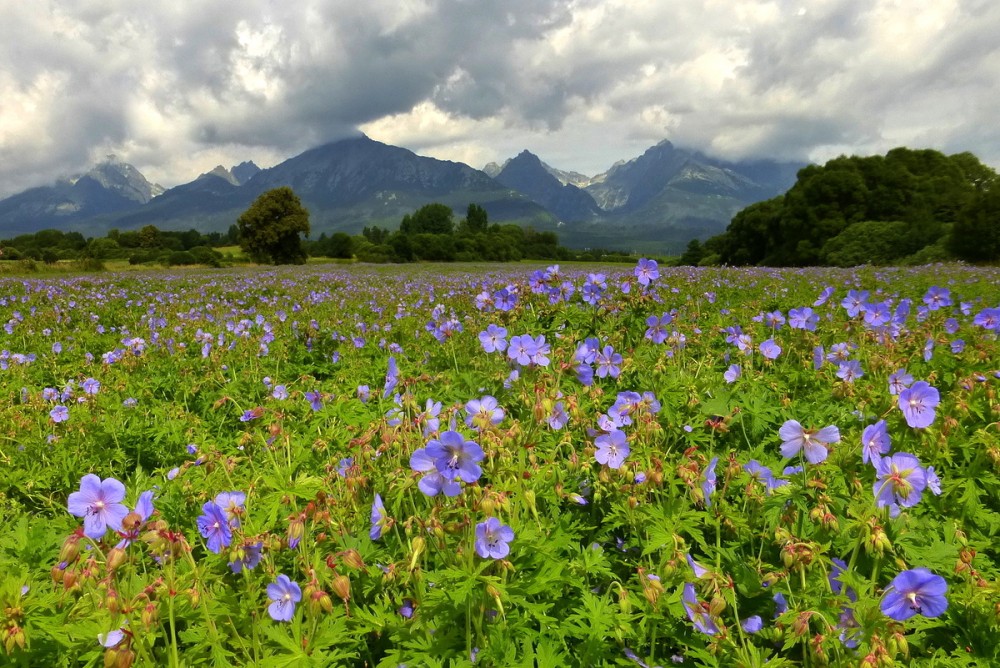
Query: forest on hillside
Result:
<box><xmin>690</xmin><ymin>148</ymin><xmax>999</xmax><ymax>266</ymax></box>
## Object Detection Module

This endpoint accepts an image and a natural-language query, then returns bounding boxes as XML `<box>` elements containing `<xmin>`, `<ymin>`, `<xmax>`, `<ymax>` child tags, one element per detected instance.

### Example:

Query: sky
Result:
<box><xmin>1</xmin><ymin>0</ymin><xmax>998</xmax><ymax>198</ymax></box>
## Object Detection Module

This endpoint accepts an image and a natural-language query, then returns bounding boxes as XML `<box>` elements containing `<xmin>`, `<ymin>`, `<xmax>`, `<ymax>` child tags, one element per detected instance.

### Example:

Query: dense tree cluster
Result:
<box><xmin>0</xmin><ymin>226</ymin><xmax>230</xmax><ymax>266</ymax></box>
<box><xmin>312</xmin><ymin>203</ymin><xmax>572</xmax><ymax>264</ymax></box>
<box><xmin>236</xmin><ymin>187</ymin><xmax>311</xmax><ymax>265</ymax></box>
<box><xmin>699</xmin><ymin>147</ymin><xmax>999</xmax><ymax>266</ymax></box>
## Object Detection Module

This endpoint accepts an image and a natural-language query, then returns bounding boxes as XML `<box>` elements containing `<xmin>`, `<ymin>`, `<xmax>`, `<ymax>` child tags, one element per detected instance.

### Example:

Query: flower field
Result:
<box><xmin>1</xmin><ymin>261</ymin><xmax>998</xmax><ymax>667</ymax></box>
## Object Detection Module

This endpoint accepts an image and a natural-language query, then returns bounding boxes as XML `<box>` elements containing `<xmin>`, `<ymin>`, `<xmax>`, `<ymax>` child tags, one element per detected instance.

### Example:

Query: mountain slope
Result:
<box><xmin>0</xmin><ymin>156</ymin><xmax>163</xmax><ymax>234</ymax></box>
<box><xmin>494</xmin><ymin>150</ymin><xmax>601</xmax><ymax>223</ymax></box>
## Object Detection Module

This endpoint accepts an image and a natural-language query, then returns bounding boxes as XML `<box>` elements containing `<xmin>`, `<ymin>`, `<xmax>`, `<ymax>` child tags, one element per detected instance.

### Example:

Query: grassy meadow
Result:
<box><xmin>0</xmin><ymin>261</ymin><xmax>998</xmax><ymax>667</ymax></box>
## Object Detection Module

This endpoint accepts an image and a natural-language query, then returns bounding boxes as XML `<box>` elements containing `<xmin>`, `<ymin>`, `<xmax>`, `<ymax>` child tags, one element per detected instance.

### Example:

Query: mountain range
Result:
<box><xmin>0</xmin><ymin>135</ymin><xmax>803</xmax><ymax>254</ymax></box>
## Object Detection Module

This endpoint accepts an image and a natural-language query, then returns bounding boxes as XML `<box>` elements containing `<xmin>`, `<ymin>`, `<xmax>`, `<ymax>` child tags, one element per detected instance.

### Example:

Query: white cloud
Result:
<box><xmin>0</xmin><ymin>0</ymin><xmax>998</xmax><ymax>199</ymax></box>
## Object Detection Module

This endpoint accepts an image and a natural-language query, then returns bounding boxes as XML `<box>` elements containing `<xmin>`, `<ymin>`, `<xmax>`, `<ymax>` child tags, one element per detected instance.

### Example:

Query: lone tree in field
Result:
<box><xmin>237</xmin><ymin>187</ymin><xmax>310</xmax><ymax>264</ymax></box>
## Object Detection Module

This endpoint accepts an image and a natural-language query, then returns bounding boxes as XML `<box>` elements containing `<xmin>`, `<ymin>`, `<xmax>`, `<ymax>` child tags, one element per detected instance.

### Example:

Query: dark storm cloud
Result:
<box><xmin>1</xmin><ymin>0</ymin><xmax>999</xmax><ymax>198</ymax></box>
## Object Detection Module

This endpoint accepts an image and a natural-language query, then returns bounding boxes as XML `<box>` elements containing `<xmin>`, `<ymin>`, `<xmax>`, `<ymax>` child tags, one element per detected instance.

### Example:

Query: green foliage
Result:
<box><xmin>237</xmin><ymin>186</ymin><xmax>311</xmax><ymax>265</ymax></box>
<box><xmin>165</xmin><ymin>250</ymin><xmax>198</xmax><ymax>266</ymax></box>
<box><xmin>949</xmin><ymin>187</ymin><xmax>1000</xmax><ymax>262</ymax></box>
<box><xmin>399</xmin><ymin>203</ymin><xmax>455</xmax><ymax>235</ymax></box>
<box><xmin>4</xmin><ymin>254</ymin><xmax>1000</xmax><ymax>666</ymax></box>
<box><xmin>711</xmin><ymin>147</ymin><xmax>998</xmax><ymax>266</ymax></box>
<box><xmin>821</xmin><ymin>220</ymin><xmax>913</xmax><ymax>266</ymax></box>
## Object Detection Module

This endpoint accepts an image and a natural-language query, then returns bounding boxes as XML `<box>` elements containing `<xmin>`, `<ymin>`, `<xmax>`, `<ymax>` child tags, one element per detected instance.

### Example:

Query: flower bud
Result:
<box><xmin>187</xmin><ymin>587</ymin><xmax>200</xmax><ymax>608</ymax></box>
<box><xmin>890</xmin><ymin>630</ymin><xmax>909</xmax><ymax>659</ymax></box>
<box><xmin>523</xmin><ymin>489</ymin><xmax>538</xmax><ymax>519</ymax></box>
<box><xmin>106</xmin><ymin>547</ymin><xmax>128</xmax><ymax>571</ymax></box>
<box><xmin>106</xmin><ymin>589</ymin><xmax>121</xmax><ymax>614</ymax></box>
<box><xmin>708</xmin><ymin>595</ymin><xmax>727</xmax><ymax>618</ymax></box>
<box><xmin>287</xmin><ymin>517</ymin><xmax>305</xmax><ymax>549</ymax></box>
<box><xmin>331</xmin><ymin>574</ymin><xmax>351</xmax><ymax>602</ymax></box>
<box><xmin>58</xmin><ymin>534</ymin><xmax>82</xmax><ymax>565</ymax></box>
<box><xmin>341</xmin><ymin>549</ymin><xmax>365</xmax><ymax>570</ymax></box>
<box><xmin>142</xmin><ymin>602</ymin><xmax>159</xmax><ymax>628</ymax></box>
<box><xmin>618</xmin><ymin>587</ymin><xmax>631</xmax><ymax>615</ymax></box>
<box><xmin>791</xmin><ymin>611</ymin><xmax>812</xmax><ymax>638</ymax></box>
<box><xmin>409</xmin><ymin>537</ymin><xmax>426</xmax><ymax>572</ymax></box>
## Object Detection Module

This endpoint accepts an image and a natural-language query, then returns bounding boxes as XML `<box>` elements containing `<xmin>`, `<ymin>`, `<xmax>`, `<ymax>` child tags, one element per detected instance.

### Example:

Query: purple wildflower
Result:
<box><xmin>898</xmin><ymin>381</ymin><xmax>940</xmax><ymax>428</ymax></box>
<box><xmin>880</xmin><ymin>568</ymin><xmax>948</xmax><ymax>621</ymax></box>
<box><xmin>874</xmin><ymin>453</ymin><xmax>927</xmax><ymax>511</ymax></box>
<box><xmin>50</xmin><ymin>405</ymin><xmax>69</xmax><ymax>423</ymax></box>
<box><xmin>465</xmin><ymin>396</ymin><xmax>504</xmax><ymax>430</ymax></box>
<box><xmin>474</xmin><ymin>517</ymin><xmax>514</xmax><ymax>559</ymax></box>
<box><xmin>425</xmin><ymin>431</ymin><xmax>485</xmax><ymax>484</ymax></box>
<box><xmin>634</xmin><ymin>258</ymin><xmax>660</xmax><ymax>286</ymax></box>
<box><xmin>67</xmin><ymin>474</ymin><xmax>129</xmax><ymax>540</ymax></box>
<box><xmin>594</xmin><ymin>430</ymin><xmax>630</xmax><ymax>469</ymax></box>
<box><xmin>267</xmin><ymin>574</ymin><xmax>302</xmax><ymax>622</ymax></box>
<box><xmin>196</xmin><ymin>501</ymin><xmax>233</xmax><ymax>554</ymax></box>
<box><xmin>759</xmin><ymin>338</ymin><xmax>781</xmax><ymax>360</ymax></box>
<box><xmin>779</xmin><ymin>420</ymin><xmax>839</xmax><ymax>464</ymax></box>
<box><xmin>370</xmin><ymin>493</ymin><xmax>388</xmax><ymax>541</ymax></box>
<box><xmin>229</xmin><ymin>541</ymin><xmax>264</xmax><ymax>573</ymax></box>
<box><xmin>681</xmin><ymin>583</ymin><xmax>719</xmax><ymax>635</ymax></box>
<box><xmin>861</xmin><ymin>420</ymin><xmax>891</xmax><ymax>465</ymax></box>
<box><xmin>479</xmin><ymin>324</ymin><xmax>508</xmax><ymax>353</ymax></box>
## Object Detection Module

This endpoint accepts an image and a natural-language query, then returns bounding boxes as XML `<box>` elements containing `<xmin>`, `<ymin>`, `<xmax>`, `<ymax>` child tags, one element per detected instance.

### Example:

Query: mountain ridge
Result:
<box><xmin>0</xmin><ymin>135</ymin><xmax>802</xmax><ymax>252</ymax></box>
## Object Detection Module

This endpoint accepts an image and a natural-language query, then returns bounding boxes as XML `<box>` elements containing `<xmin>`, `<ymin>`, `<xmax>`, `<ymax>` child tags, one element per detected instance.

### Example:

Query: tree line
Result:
<box><xmin>237</xmin><ymin>187</ymin><xmax>617</xmax><ymax>265</ymax></box>
<box><xmin>686</xmin><ymin>147</ymin><xmax>999</xmax><ymax>266</ymax></box>
<box><xmin>0</xmin><ymin>226</ymin><xmax>233</xmax><ymax>266</ymax></box>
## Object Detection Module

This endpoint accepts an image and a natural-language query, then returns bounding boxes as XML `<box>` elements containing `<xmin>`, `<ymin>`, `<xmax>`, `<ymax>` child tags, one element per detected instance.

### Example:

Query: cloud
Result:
<box><xmin>1</xmin><ymin>0</ymin><xmax>999</xmax><ymax>199</ymax></box>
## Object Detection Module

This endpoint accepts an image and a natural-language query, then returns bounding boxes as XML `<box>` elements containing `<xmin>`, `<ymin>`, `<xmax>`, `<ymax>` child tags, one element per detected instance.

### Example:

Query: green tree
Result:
<box><xmin>399</xmin><ymin>203</ymin><xmax>454</xmax><ymax>235</ymax></box>
<box><xmin>237</xmin><ymin>187</ymin><xmax>311</xmax><ymax>265</ymax></box>
<box><xmin>465</xmin><ymin>203</ymin><xmax>488</xmax><ymax>233</ymax></box>
<box><xmin>950</xmin><ymin>187</ymin><xmax>1000</xmax><ymax>262</ymax></box>
<box><xmin>327</xmin><ymin>232</ymin><xmax>354</xmax><ymax>259</ymax></box>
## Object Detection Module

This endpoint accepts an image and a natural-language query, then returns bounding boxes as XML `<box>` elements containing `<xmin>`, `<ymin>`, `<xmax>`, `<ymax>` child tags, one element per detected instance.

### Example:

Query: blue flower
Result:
<box><xmin>759</xmin><ymin>338</ymin><xmax>781</xmax><ymax>360</ymax></box>
<box><xmin>595</xmin><ymin>430</ymin><xmax>629</xmax><ymax>469</ymax></box>
<box><xmin>724</xmin><ymin>364</ymin><xmax>741</xmax><ymax>384</ymax></box>
<box><xmin>425</xmin><ymin>431</ymin><xmax>484</xmax><ymax>484</ymax></box>
<box><xmin>881</xmin><ymin>568</ymin><xmax>948</xmax><ymax>621</ymax></box>
<box><xmin>681</xmin><ymin>583</ymin><xmax>719</xmax><ymax>635</ymax></box>
<box><xmin>370</xmin><ymin>493</ymin><xmax>388</xmax><ymax>541</ymax></box>
<box><xmin>383</xmin><ymin>356</ymin><xmax>399</xmax><ymax>399</ymax></box>
<box><xmin>861</xmin><ymin>420</ymin><xmax>891</xmax><ymax>465</ymax></box>
<box><xmin>474</xmin><ymin>517</ymin><xmax>514</xmax><ymax>559</ymax></box>
<box><xmin>779</xmin><ymin>420</ymin><xmax>839</xmax><ymax>464</ymax></box>
<box><xmin>479</xmin><ymin>324</ymin><xmax>508</xmax><ymax>353</ymax></box>
<box><xmin>229</xmin><ymin>541</ymin><xmax>263</xmax><ymax>573</ymax></box>
<box><xmin>898</xmin><ymin>381</ymin><xmax>939</xmax><ymax>428</ymax></box>
<box><xmin>196</xmin><ymin>501</ymin><xmax>233</xmax><ymax>554</ymax></box>
<box><xmin>67</xmin><ymin>474</ymin><xmax>129</xmax><ymax>540</ymax></box>
<box><xmin>634</xmin><ymin>258</ymin><xmax>659</xmax><ymax>286</ymax></box>
<box><xmin>267</xmin><ymin>574</ymin><xmax>302</xmax><ymax>622</ymax></box>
